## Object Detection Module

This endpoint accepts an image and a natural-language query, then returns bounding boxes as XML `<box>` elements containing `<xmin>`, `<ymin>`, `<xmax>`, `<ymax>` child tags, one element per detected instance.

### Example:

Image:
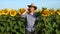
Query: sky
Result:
<box><xmin>0</xmin><ymin>0</ymin><xmax>60</xmax><ymax>9</ymax></box>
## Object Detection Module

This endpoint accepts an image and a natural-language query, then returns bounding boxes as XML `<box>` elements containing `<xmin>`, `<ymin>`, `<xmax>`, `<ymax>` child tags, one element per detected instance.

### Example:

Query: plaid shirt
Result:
<box><xmin>21</xmin><ymin>12</ymin><xmax>37</xmax><ymax>32</ymax></box>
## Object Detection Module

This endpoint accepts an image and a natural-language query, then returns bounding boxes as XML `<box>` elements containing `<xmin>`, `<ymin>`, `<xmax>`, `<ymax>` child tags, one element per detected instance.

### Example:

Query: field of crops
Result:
<box><xmin>0</xmin><ymin>8</ymin><xmax>60</xmax><ymax>34</ymax></box>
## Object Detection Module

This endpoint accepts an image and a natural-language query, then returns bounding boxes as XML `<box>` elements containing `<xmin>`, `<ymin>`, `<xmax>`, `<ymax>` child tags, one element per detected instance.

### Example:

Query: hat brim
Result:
<box><xmin>28</xmin><ymin>5</ymin><xmax>37</xmax><ymax>10</ymax></box>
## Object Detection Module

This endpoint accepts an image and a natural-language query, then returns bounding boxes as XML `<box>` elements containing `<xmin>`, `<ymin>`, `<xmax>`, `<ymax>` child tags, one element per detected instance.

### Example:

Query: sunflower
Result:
<box><xmin>50</xmin><ymin>8</ymin><xmax>55</xmax><ymax>14</ymax></box>
<box><xmin>10</xmin><ymin>9</ymin><xmax>17</xmax><ymax>17</ymax></box>
<box><xmin>0</xmin><ymin>10</ymin><xmax>3</xmax><ymax>15</ymax></box>
<box><xmin>2</xmin><ymin>8</ymin><xmax>9</xmax><ymax>15</ymax></box>
<box><xmin>57</xmin><ymin>9</ymin><xmax>60</xmax><ymax>15</ymax></box>
<box><xmin>19</xmin><ymin>8</ymin><xmax>26</xmax><ymax>14</ymax></box>
<box><xmin>42</xmin><ymin>9</ymin><xmax>50</xmax><ymax>17</ymax></box>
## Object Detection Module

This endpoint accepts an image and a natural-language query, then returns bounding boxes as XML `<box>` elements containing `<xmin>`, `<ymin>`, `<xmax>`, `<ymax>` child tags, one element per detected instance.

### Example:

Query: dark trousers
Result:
<box><xmin>26</xmin><ymin>29</ymin><xmax>35</xmax><ymax>34</ymax></box>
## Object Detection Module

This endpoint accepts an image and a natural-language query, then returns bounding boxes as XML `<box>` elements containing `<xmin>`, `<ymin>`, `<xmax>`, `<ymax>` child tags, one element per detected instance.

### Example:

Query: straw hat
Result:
<box><xmin>28</xmin><ymin>3</ymin><xmax>37</xmax><ymax>10</ymax></box>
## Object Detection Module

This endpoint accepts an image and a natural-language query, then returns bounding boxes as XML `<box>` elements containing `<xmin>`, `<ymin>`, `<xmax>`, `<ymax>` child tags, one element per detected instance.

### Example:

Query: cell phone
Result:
<box><xmin>28</xmin><ymin>8</ymin><xmax>30</xmax><ymax>11</ymax></box>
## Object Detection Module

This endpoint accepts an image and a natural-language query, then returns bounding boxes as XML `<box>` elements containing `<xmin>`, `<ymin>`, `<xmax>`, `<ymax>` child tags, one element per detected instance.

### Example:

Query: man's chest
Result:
<box><xmin>26</xmin><ymin>14</ymin><xmax>36</xmax><ymax>22</ymax></box>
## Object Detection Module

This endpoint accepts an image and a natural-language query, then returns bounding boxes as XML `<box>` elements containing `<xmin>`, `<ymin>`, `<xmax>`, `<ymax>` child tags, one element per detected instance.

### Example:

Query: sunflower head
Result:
<box><xmin>42</xmin><ymin>9</ymin><xmax>50</xmax><ymax>17</ymax></box>
<box><xmin>10</xmin><ymin>9</ymin><xmax>17</xmax><ymax>17</ymax></box>
<box><xmin>50</xmin><ymin>8</ymin><xmax>55</xmax><ymax>14</ymax></box>
<box><xmin>57</xmin><ymin>9</ymin><xmax>60</xmax><ymax>15</ymax></box>
<box><xmin>2</xmin><ymin>8</ymin><xmax>9</xmax><ymax>15</ymax></box>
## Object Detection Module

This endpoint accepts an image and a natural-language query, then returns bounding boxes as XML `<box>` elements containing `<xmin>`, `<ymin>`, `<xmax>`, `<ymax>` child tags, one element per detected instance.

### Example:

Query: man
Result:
<box><xmin>21</xmin><ymin>3</ymin><xmax>37</xmax><ymax>34</ymax></box>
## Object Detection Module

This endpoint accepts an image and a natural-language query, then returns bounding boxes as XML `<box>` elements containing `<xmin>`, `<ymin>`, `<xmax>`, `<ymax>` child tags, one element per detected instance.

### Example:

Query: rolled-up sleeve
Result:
<box><xmin>21</xmin><ymin>13</ymin><xmax>27</xmax><ymax>18</ymax></box>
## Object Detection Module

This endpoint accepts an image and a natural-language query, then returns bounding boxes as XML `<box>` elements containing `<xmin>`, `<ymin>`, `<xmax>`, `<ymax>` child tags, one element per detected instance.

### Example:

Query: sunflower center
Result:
<box><xmin>11</xmin><ymin>11</ymin><xmax>15</xmax><ymax>15</ymax></box>
<box><xmin>4</xmin><ymin>11</ymin><xmax>8</xmax><ymax>13</ymax></box>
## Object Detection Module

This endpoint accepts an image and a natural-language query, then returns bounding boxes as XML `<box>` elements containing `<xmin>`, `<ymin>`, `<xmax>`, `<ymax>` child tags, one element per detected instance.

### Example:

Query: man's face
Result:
<box><xmin>29</xmin><ymin>7</ymin><xmax>35</xmax><ymax>12</ymax></box>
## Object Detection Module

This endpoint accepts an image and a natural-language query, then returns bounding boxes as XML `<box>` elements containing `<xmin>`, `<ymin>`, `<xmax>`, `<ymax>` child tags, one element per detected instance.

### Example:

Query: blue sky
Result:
<box><xmin>0</xmin><ymin>0</ymin><xmax>60</xmax><ymax>9</ymax></box>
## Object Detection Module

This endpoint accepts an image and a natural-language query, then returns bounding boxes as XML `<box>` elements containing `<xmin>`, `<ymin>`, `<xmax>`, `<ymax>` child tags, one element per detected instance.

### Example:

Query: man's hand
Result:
<box><xmin>25</xmin><ymin>8</ymin><xmax>28</xmax><ymax>12</ymax></box>
<box><xmin>21</xmin><ymin>8</ymin><xmax>28</xmax><ymax>15</ymax></box>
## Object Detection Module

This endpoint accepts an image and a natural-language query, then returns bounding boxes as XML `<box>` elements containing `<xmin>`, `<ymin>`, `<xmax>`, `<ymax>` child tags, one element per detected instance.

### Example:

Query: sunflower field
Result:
<box><xmin>0</xmin><ymin>8</ymin><xmax>60</xmax><ymax>34</ymax></box>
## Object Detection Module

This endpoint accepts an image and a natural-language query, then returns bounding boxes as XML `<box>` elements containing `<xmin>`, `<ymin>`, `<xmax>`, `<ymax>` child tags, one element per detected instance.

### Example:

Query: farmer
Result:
<box><xmin>21</xmin><ymin>3</ymin><xmax>37</xmax><ymax>34</ymax></box>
